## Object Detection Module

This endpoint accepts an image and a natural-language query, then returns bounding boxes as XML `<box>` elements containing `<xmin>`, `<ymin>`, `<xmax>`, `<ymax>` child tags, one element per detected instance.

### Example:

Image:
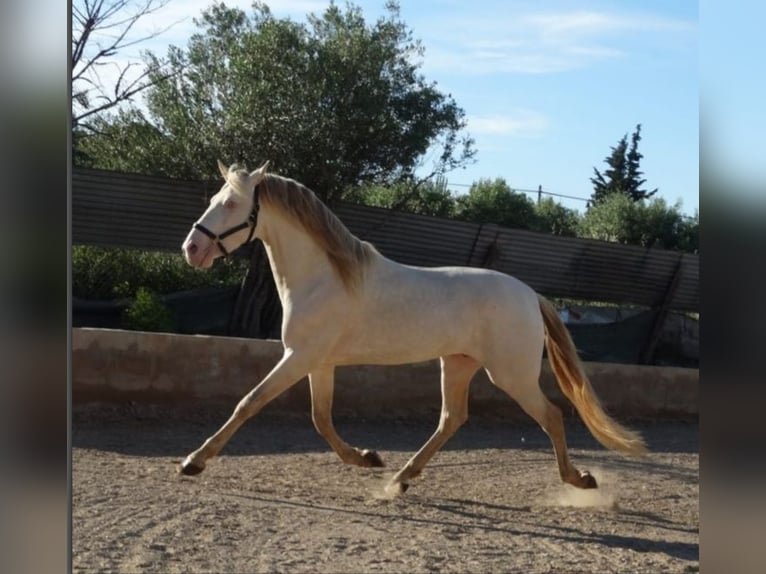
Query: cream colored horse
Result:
<box><xmin>180</xmin><ymin>160</ymin><xmax>647</xmax><ymax>495</ymax></box>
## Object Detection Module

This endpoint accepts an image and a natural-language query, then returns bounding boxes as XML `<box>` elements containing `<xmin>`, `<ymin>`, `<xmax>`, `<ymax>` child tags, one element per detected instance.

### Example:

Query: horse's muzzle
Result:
<box><xmin>182</xmin><ymin>229</ymin><xmax>215</xmax><ymax>268</ymax></box>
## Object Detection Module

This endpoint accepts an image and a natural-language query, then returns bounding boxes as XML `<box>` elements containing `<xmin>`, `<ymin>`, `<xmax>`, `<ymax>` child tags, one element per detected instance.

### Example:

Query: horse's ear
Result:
<box><xmin>250</xmin><ymin>160</ymin><xmax>270</xmax><ymax>177</ymax></box>
<box><xmin>217</xmin><ymin>159</ymin><xmax>229</xmax><ymax>180</ymax></box>
<box><xmin>249</xmin><ymin>161</ymin><xmax>270</xmax><ymax>186</ymax></box>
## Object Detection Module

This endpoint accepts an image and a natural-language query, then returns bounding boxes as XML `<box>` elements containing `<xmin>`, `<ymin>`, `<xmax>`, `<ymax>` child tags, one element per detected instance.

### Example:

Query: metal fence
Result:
<box><xmin>73</xmin><ymin>167</ymin><xmax>698</xmax><ymax>313</ymax></box>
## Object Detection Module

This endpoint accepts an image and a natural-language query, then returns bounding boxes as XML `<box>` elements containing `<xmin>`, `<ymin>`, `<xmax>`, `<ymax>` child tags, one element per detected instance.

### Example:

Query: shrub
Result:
<box><xmin>73</xmin><ymin>245</ymin><xmax>248</xmax><ymax>300</ymax></box>
<box><xmin>121</xmin><ymin>287</ymin><xmax>175</xmax><ymax>332</ymax></box>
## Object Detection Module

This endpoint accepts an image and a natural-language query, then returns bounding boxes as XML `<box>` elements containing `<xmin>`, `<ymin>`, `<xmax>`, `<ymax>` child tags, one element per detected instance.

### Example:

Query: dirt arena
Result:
<box><xmin>72</xmin><ymin>405</ymin><xmax>698</xmax><ymax>573</ymax></box>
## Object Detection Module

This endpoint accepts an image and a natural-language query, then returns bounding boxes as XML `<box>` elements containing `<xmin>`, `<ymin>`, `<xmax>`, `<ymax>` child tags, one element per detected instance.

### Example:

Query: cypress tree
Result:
<box><xmin>590</xmin><ymin>124</ymin><xmax>658</xmax><ymax>205</ymax></box>
<box><xmin>625</xmin><ymin>124</ymin><xmax>658</xmax><ymax>201</ymax></box>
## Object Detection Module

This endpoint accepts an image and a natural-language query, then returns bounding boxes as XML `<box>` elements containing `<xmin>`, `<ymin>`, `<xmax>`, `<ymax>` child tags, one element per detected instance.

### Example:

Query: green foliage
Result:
<box><xmin>76</xmin><ymin>1</ymin><xmax>475</xmax><ymax>200</ymax></box>
<box><xmin>675</xmin><ymin>209</ymin><xmax>699</xmax><ymax>254</ymax></box>
<box><xmin>532</xmin><ymin>197</ymin><xmax>580</xmax><ymax>237</ymax></box>
<box><xmin>591</xmin><ymin>135</ymin><xmax>627</xmax><ymax>203</ymax></box>
<box><xmin>351</xmin><ymin>175</ymin><xmax>456</xmax><ymax>217</ymax></box>
<box><xmin>578</xmin><ymin>194</ymin><xmax>698</xmax><ymax>252</ymax></box>
<box><xmin>591</xmin><ymin>124</ymin><xmax>658</xmax><ymax>204</ymax></box>
<box><xmin>353</xmin><ymin>177</ymin><xmax>584</xmax><ymax>239</ymax></box>
<box><xmin>73</xmin><ymin>245</ymin><xmax>248</xmax><ymax>300</ymax></box>
<box><xmin>75</xmin><ymin>109</ymin><xmax>181</xmax><ymax>175</ymax></box>
<box><xmin>121</xmin><ymin>287</ymin><xmax>175</xmax><ymax>332</ymax></box>
<box><xmin>454</xmin><ymin>178</ymin><xmax>538</xmax><ymax>229</ymax></box>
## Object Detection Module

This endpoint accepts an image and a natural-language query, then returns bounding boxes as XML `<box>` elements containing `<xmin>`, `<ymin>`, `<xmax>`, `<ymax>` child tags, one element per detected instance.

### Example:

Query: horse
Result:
<box><xmin>179</xmin><ymin>160</ymin><xmax>647</xmax><ymax>495</ymax></box>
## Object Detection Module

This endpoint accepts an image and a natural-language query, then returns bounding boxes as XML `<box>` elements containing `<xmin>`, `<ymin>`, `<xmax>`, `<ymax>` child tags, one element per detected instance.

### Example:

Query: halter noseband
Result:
<box><xmin>192</xmin><ymin>184</ymin><xmax>261</xmax><ymax>257</ymax></box>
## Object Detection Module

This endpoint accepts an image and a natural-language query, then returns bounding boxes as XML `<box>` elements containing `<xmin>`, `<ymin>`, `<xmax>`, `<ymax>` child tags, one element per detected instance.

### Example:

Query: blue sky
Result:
<box><xmin>700</xmin><ymin>1</ymin><xmax>766</xmax><ymax>207</ymax></box>
<box><xmin>93</xmin><ymin>0</ymin><xmax>699</xmax><ymax>215</ymax></box>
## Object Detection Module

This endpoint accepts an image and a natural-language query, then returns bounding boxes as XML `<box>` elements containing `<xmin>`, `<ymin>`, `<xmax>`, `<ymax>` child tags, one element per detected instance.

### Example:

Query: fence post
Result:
<box><xmin>639</xmin><ymin>254</ymin><xmax>685</xmax><ymax>364</ymax></box>
<box><xmin>467</xmin><ymin>224</ymin><xmax>501</xmax><ymax>268</ymax></box>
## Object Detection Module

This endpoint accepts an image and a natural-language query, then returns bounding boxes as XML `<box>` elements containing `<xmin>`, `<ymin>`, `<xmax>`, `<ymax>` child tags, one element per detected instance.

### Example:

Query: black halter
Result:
<box><xmin>193</xmin><ymin>184</ymin><xmax>261</xmax><ymax>257</ymax></box>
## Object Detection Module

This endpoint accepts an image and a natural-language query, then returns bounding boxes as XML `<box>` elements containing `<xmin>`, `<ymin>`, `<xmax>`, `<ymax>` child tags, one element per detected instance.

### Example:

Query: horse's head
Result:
<box><xmin>182</xmin><ymin>159</ymin><xmax>270</xmax><ymax>268</ymax></box>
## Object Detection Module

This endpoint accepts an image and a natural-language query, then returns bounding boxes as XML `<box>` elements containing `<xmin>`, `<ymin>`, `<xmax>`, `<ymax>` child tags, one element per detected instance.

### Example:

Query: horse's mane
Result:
<box><xmin>260</xmin><ymin>174</ymin><xmax>378</xmax><ymax>290</ymax></box>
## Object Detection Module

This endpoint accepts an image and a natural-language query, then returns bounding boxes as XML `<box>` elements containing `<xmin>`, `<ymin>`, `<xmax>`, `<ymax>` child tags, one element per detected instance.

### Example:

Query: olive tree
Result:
<box><xmin>78</xmin><ymin>1</ymin><xmax>476</xmax><ymax>337</ymax></box>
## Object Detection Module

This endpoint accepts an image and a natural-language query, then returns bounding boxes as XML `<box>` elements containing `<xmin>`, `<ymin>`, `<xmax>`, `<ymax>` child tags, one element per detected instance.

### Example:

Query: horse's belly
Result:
<box><xmin>330</xmin><ymin>307</ymin><xmax>478</xmax><ymax>365</ymax></box>
<box><xmin>332</xmin><ymin>345</ymin><xmax>447</xmax><ymax>366</ymax></box>
<box><xmin>332</xmin><ymin>341</ymin><xmax>446</xmax><ymax>366</ymax></box>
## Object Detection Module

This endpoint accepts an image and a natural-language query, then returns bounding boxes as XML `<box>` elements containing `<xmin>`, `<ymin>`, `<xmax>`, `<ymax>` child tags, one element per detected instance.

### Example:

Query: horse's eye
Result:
<box><xmin>223</xmin><ymin>198</ymin><xmax>237</xmax><ymax>209</ymax></box>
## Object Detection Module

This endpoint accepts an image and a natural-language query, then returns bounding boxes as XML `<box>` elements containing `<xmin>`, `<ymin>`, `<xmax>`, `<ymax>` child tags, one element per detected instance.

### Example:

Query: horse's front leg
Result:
<box><xmin>309</xmin><ymin>367</ymin><xmax>384</xmax><ymax>468</ymax></box>
<box><xmin>179</xmin><ymin>349</ymin><xmax>313</xmax><ymax>476</ymax></box>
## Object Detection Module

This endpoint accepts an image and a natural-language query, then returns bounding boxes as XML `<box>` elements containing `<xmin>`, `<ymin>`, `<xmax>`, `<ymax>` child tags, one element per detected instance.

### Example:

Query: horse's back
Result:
<box><xmin>390</xmin><ymin>261</ymin><xmax>541</xmax><ymax>318</ymax></box>
<box><xmin>329</xmin><ymin>257</ymin><xmax>544</xmax><ymax>365</ymax></box>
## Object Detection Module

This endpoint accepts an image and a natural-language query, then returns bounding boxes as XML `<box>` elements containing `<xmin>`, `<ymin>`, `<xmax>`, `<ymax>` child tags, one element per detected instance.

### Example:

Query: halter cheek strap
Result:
<box><xmin>193</xmin><ymin>184</ymin><xmax>261</xmax><ymax>257</ymax></box>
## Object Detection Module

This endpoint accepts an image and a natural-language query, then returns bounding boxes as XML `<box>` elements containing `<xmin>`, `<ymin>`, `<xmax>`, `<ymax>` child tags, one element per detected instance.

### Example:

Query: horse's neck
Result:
<box><xmin>261</xmin><ymin>209</ymin><xmax>334</xmax><ymax>300</ymax></box>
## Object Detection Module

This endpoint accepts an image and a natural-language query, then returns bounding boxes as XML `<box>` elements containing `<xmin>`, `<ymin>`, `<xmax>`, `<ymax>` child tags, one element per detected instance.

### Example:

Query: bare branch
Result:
<box><xmin>72</xmin><ymin>0</ymin><xmax>180</xmax><ymax>128</ymax></box>
<box><xmin>75</xmin><ymin>66</ymin><xmax>178</xmax><ymax>126</ymax></box>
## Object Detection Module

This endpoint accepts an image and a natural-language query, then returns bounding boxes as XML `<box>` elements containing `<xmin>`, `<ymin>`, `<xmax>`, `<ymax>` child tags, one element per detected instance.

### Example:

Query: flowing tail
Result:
<box><xmin>538</xmin><ymin>295</ymin><xmax>647</xmax><ymax>455</ymax></box>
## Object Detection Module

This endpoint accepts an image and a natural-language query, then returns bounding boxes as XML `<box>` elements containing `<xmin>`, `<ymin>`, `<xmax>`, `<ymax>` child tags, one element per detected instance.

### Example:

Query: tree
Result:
<box><xmin>590</xmin><ymin>124</ymin><xmax>658</xmax><ymax>204</ymax></box>
<box><xmin>72</xmin><ymin>0</ymin><xmax>176</xmax><ymax>132</ymax></box>
<box><xmin>676</xmin><ymin>210</ymin><xmax>699</xmax><ymax>254</ymax></box>
<box><xmin>74</xmin><ymin>108</ymin><xmax>172</xmax><ymax>170</ymax></box>
<box><xmin>351</xmin><ymin>176</ymin><xmax>456</xmax><ymax>218</ymax></box>
<box><xmin>454</xmin><ymin>178</ymin><xmax>538</xmax><ymax>230</ymax></box>
<box><xmin>79</xmin><ymin>1</ymin><xmax>475</xmax><ymax>197</ymax></box>
<box><xmin>78</xmin><ymin>1</ymin><xmax>476</xmax><ymax>338</ymax></box>
<box><xmin>533</xmin><ymin>197</ymin><xmax>580</xmax><ymax>237</ymax></box>
<box><xmin>578</xmin><ymin>193</ymin><xmax>696</xmax><ymax>252</ymax></box>
<box><xmin>625</xmin><ymin>124</ymin><xmax>657</xmax><ymax>202</ymax></box>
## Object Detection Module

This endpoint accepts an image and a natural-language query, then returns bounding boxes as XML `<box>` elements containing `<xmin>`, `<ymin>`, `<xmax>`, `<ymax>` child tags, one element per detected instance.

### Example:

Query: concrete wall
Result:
<box><xmin>73</xmin><ymin>328</ymin><xmax>698</xmax><ymax>420</ymax></box>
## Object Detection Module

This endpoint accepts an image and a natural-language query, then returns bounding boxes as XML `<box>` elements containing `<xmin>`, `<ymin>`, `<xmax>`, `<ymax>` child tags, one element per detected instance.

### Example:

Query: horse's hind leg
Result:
<box><xmin>179</xmin><ymin>350</ymin><xmax>313</xmax><ymax>476</ymax></box>
<box><xmin>386</xmin><ymin>354</ymin><xmax>480</xmax><ymax>495</ymax></box>
<box><xmin>309</xmin><ymin>367</ymin><xmax>384</xmax><ymax>468</ymax></box>
<box><xmin>484</xmin><ymin>364</ymin><xmax>597</xmax><ymax>489</ymax></box>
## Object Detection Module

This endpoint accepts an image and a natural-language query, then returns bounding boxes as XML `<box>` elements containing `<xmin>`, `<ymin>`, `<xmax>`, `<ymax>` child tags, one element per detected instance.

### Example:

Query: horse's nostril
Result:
<box><xmin>187</xmin><ymin>243</ymin><xmax>198</xmax><ymax>255</ymax></box>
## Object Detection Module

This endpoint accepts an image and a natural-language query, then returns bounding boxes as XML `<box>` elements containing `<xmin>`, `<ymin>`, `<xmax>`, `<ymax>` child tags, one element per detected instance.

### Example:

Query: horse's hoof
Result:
<box><xmin>580</xmin><ymin>471</ymin><xmax>598</xmax><ymax>489</ymax></box>
<box><xmin>384</xmin><ymin>480</ymin><xmax>409</xmax><ymax>497</ymax></box>
<box><xmin>361</xmin><ymin>449</ymin><xmax>385</xmax><ymax>468</ymax></box>
<box><xmin>178</xmin><ymin>458</ymin><xmax>205</xmax><ymax>476</ymax></box>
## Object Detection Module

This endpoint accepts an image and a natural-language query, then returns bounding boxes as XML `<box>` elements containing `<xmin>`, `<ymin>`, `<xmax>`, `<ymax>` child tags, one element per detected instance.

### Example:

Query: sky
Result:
<box><xmin>700</xmin><ymin>1</ymin><xmax>766</xmax><ymax>208</ymax></box>
<box><xmin>80</xmin><ymin>0</ymin><xmax>699</xmax><ymax>215</ymax></box>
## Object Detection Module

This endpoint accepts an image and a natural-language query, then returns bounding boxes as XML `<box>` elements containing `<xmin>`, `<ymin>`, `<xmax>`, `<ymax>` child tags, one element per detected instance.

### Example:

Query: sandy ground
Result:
<box><xmin>73</xmin><ymin>405</ymin><xmax>698</xmax><ymax>573</ymax></box>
